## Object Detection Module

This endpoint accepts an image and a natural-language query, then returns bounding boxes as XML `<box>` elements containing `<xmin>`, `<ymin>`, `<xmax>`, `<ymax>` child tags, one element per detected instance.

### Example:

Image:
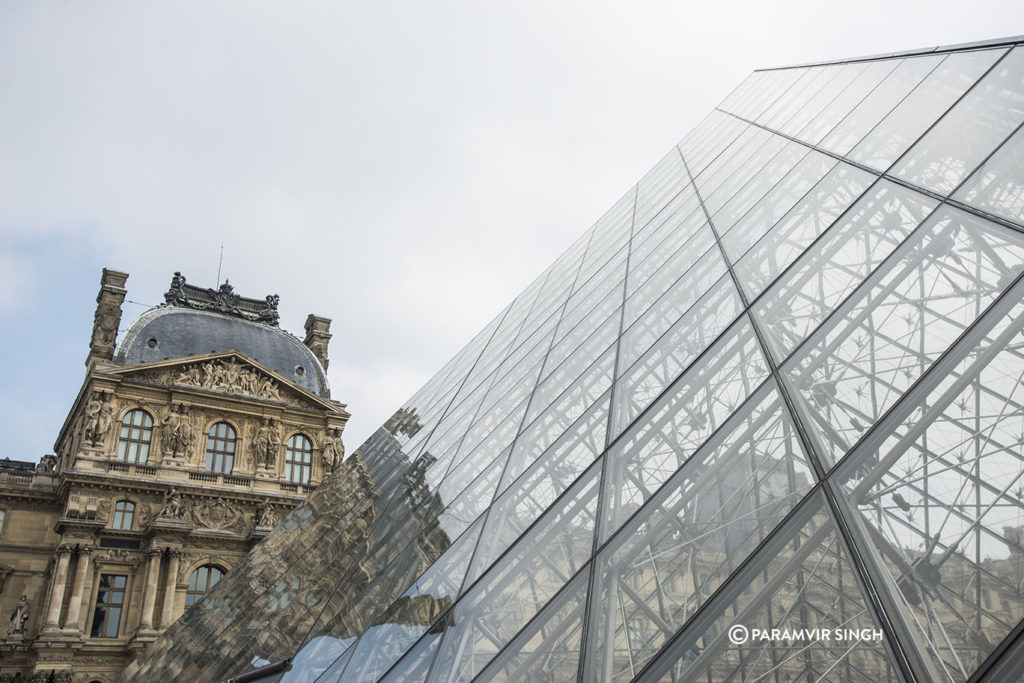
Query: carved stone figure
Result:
<box><xmin>81</xmin><ymin>392</ymin><xmax>114</xmax><ymax>447</ymax></box>
<box><xmin>161</xmin><ymin>405</ymin><xmax>194</xmax><ymax>459</ymax></box>
<box><xmin>257</xmin><ymin>294</ymin><xmax>281</xmax><ymax>325</ymax></box>
<box><xmin>322</xmin><ymin>429</ymin><xmax>344</xmax><ymax>475</ymax></box>
<box><xmin>91</xmin><ymin>300</ymin><xmax>120</xmax><ymax>347</ymax></box>
<box><xmin>171</xmin><ymin>359</ymin><xmax>282</xmax><ymax>400</ymax></box>
<box><xmin>164</xmin><ymin>271</ymin><xmax>188</xmax><ymax>304</ymax></box>
<box><xmin>159</xmin><ymin>488</ymin><xmax>185</xmax><ymax>518</ymax></box>
<box><xmin>36</xmin><ymin>454</ymin><xmax>57</xmax><ymax>473</ymax></box>
<box><xmin>254</xmin><ymin>498</ymin><xmax>277</xmax><ymax>528</ymax></box>
<box><xmin>8</xmin><ymin>595</ymin><xmax>29</xmax><ymax>637</ymax></box>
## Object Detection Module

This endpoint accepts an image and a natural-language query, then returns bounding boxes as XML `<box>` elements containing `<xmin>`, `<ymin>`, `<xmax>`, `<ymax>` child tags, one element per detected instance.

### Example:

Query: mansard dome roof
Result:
<box><xmin>114</xmin><ymin>277</ymin><xmax>329</xmax><ymax>397</ymax></box>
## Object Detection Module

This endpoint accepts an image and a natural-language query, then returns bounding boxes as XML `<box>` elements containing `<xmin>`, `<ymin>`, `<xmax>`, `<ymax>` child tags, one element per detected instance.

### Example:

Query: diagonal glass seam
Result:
<box><xmin>317</xmin><ymin>513</ymin><xmax>488</xmax><ymax>682</ymax></box>
<box><xmin>288</xmin><ymin>295</ymin><xmax>528</xmax><ymax>657</ymax></box>
<box><xmin>823</xmin><ymin>53</ymin><xmax>949</xmax><ymax>155</ymax></box>
<box><xmin>628</xmin><ymin>489</ymin><xmax>849</xmax><ymax>683</ymax></box>
<box><xmin>817</xmin><ymin>262</ymin><xmax>1024</xmax><ymax>681</ymax></box>
<box><xmin>951</xmin><ymin>113</ymin><xmax>1024</xmax><ymax>198</ymax></box>
<box><xmin>678</xmin><ymin>146</ymin><xmax>924</xmax><ymax>681</ymax></box>
<box><xmin>383</xmin><ymin>195</ymin><xmax>623</xmax><ymax>681</ymax></box>
<box><xmin>967</xmin><ymin>615</ymin><xmax>1024</xmax><ymax>682</ymax></box>
<box><xmin>794</xmin><ymin>58</ymin><xmax>903</xmax><ymax>145</ymax></box>
<box><xmin>718</xmin><ymin>103</ymin><xmax>1024</xmax><ymax>235</ymax></box>
<box><xmin>385</xmin><ymin>455</ymin><xmax>605</xmax><ymax>683</ymax></box>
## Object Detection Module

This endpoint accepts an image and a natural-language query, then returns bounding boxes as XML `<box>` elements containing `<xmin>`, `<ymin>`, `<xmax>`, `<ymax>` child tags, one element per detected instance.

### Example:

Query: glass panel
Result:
<box><xmin>894</xmin><ymin>47</ymin><xmax>1024</xmax><ymax>195</ymax></box>
<box><xmin>954</xmin><ymin>123</ymin><xmax>1024</xmax><ymax>225</ymax></box>
<box><xmin>641</xmin><ymin>492</ymin><xmax>902</xmax><ymax>683</ymax></box>
<box><xmin>614</xmin><ymin>276</ymin><xmax>743</xmax><ymax>436</ymax></box>
<box><xmin>779</xmin><ymin>62</ymin><xmax>872</xmax><ymax>139</ymax></box>
<box><xmin>733</xmin><ymin>162</ymin><xmax>875</xmax><ymax>300</ymax></box>
<box><xmin>821</xmin><ymin>55</ymin><xmax>944</xmax><ymax>156</ymax></box>
<box><xmin>849</xmin><ymin>48</ymin><xmax>1005</xmax><ymax>172</ymax></box>
<box><xmin>753</xmin><ymin>181</ymin><xmax>938</xmax><ymax>363</ymax></box>
<box><xmin>831</xmin><ymin>287</ymin><xmax>1024</xmax><ymax>681</ymax></box>
<box><xmin>586</xmin><ymin>381</ymin><xmax>815</xmax><ymax>680</ymax></box>
<box><xmin>476</xmin><ymin>393</ymin><xmax>610</xmax><ymax>583</ymax></box>
<box><xmin>795</xmin><ymin>59</ymin><xmax>901</xmax><ymax>145</ymax></box>
<box><xmin>783</xmin><ymin>208</ymin><xmax>1024</xmax><ymax>466</ymax></box>
<box><xmin>605</xmin><ymin>315</ymin><xmax>771</xmax><ymax>536</ymax></box>
<box><xmin>334</xmin><ymin>518</ymin><xmax>485</xmax><ymax>683</ymax></box>
<box><xmin>619</xmin><ymin>246</ymin><xmax>728</xmax><ymax>372</ymax></box>
<box><xmin>720</xmin><ymin>150</ymin><xmax>837</xmax><ymax>264</ymax></box>
<box><xmin>424</xmin><ymin>462</ymin><xmax>601</xmax><ymax>682</ymax></box>
<box><xmin>474</xmin><ymin>570</ymin><xmax>589</xmax><ymax>683</ymax></box>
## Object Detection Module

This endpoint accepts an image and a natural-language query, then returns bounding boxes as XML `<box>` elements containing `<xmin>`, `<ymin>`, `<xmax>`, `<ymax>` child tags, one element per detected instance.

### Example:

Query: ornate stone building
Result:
<box><xmin>0</xmin><ymin>269</ymin><xmax>349</xmax><ymax>682</ymax></box>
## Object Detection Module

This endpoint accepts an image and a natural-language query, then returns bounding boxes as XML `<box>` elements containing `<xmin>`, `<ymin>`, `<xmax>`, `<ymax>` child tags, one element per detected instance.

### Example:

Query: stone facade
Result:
<box><xmin>0</xmin><ymin>269</ymin><xmax>349</xmax><ymax>682</ymax></box>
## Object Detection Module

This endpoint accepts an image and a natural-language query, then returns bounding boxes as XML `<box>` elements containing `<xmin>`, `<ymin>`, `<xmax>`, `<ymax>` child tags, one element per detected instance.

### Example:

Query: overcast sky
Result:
<box><xmin>2</xmin><ymin>2</ymin><xmax>1022</xmax><ymax>460</ymax></box>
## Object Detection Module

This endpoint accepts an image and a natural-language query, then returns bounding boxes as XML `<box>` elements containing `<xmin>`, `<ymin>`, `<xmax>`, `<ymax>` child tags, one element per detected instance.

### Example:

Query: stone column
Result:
<box><xmin>63</xmin><ymin>546</ymin><xmax>93</xmax><ymax>631</ymax></box>
<box><xmin>138</xmin><ymin>549</ymin><xmax>162</xmax><ymax>631</ymax></box>
<box><xmin>159</xmin><ymin>550</ymin><xmax>182</xmax><ymax>628</ymax></box>
<box><xmin>43</xmin><ymin>545</ymin><xmax>73</xmax><ymax>630</ymax></box>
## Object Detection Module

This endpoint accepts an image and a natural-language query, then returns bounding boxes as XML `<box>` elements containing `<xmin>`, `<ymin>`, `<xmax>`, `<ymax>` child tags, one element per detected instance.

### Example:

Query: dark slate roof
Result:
<box><xmin>115</xmin><ymin>307</ymin><xmax>329</xmax><ymax>397</ymax></box>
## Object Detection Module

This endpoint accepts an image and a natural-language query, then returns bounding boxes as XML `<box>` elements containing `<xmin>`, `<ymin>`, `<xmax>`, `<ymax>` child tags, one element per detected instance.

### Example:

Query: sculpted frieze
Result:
<box><xmin>97</xmin><ymin>548</ymin><xmax>140</xmax><ymax>564</ymax></box>
<box><xmin>173</xmin><ymin>358</ymin><xmax>281</xmax><ymax>400</ymax></box>
<box><xmin>188</xmin><ymin>497</ymin><xmax>246</xmax><ymax>534</ymax></box>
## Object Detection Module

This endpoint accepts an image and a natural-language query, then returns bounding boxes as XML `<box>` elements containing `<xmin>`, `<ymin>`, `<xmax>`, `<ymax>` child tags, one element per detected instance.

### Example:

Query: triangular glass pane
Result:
<box><xmin>640</xmin><ymin>492</ymin><xmax>902</xmax><ymax>683</ymax></box>
<box><xmin>585</xmin><ymin>380</ymin><xmax>816</xmax><ymax>680</ymax></box>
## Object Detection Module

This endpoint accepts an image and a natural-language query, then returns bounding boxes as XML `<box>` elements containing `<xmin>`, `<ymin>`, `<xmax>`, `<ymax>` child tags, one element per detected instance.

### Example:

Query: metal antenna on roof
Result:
<box><xmin>216</xmin><ymin>243</ymin><xmax>224</xmax><ymax>287</ymax></box>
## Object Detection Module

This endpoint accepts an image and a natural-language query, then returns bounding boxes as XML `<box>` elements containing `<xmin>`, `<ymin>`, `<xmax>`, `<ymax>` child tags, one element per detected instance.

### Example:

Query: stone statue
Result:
<box><xmin>268</xmin><ymin>419</ymin><xmax>281</xmax><ymax>467</ymax></box>
<box><xmin>253</xmin><ymin>420</ymin><xmax>273</xmax><ymax>469</ymax></box>
<box><xmin>164</xmin><ymin>271</ymin><xmax>188</xmax><ymax>305</ymax></box>
<box><xmin>82</xmin><ymin>393</ymin><xmax>104</xmax><ymax>445</ymax></box>
<box><xmin>36</xmin><ymin>454</ymin><xmax>57</xmax><ymax>473</ymax></box>
<box><xmin>254</xmin><ymin>498</ymin><xmax>277</xmax><ymax>528</ymax></box>
<box><xmin>7</xmin><ymin>595</ymin><xmax>29</xmax><ymax>637</ymax></box>
<box><xmin>322</xmin><ymin>429</ymin><xmax>344</xmax><ymax>475</ymax></box>
<box><xmin>159</xmin><ymin>488</ymin><xmax>185</xmax><ymax>518</ymax></box>
<box><xmin>161</xmin><ymin>405</ymin><xmax>194</xmax><ymax>459</ymax></box>
<box><xmin>97</xmin><ymin>398</ymin><xmax>115</xmax><ymax>442</ymax></box>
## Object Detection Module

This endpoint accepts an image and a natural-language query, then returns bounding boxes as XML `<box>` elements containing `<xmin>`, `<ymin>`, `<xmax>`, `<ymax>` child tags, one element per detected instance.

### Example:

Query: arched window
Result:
<box><xmin>205</xmin><ymin>422</ymin><xmax>236</xmax><ymax>474</ymax></box>
<box><xmin>185</xmin><ymin>564</ymin><xmax>225</xmax><ymax>609</ymax></box>
<box><xmin>285</xmin><ymin>434</ymin><xmax>313</xmax><ymax>484</ymax></box>
<box><xmin>117</xmin><ymin>409</ymin><xmax>153</xmax><ymax>463</ymax></box>
<box><xmin>111</xmin><ymin>500</ymin><xmax>134</xmax><ymax>530</ymax></box>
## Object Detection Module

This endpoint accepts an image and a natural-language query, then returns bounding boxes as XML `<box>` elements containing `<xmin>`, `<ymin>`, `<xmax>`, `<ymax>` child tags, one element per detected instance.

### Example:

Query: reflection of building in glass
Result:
<box><xmin>131</xmin><ymin>35</ymin><xmax>1024</xmax><ymax>682</ymax></box>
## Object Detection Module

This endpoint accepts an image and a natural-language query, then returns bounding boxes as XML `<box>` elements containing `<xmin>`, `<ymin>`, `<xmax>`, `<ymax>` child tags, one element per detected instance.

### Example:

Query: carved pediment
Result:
<box><xmin>115</xmin><ymin>353</ymin><xmax>334</xmax><ymax>411</ymax></box>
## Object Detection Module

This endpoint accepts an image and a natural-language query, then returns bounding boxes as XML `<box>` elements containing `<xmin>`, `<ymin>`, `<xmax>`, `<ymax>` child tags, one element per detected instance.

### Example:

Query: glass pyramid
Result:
<box><xmin>128</xmin><ymin>35</ymin><xmax>1024</xmax><ymax>683</ymax></box>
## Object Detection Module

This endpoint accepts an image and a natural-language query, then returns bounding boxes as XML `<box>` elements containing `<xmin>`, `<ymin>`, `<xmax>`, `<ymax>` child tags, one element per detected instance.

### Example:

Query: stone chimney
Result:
<box><xmin>86</xmin><ymin>268</ymin><xmax>129</xmax><ymax>367</ymax></box>
<box><xmin>303</xmin><ymin>314</ymin><xmax>332</xmax><ymax>370</ymax></box>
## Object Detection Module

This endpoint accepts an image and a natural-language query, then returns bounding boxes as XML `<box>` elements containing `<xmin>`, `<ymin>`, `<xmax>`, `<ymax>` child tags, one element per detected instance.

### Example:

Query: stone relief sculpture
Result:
<box><xmin>253</xmin><ymin>498</ymin><xmax>277</xmax><ymax>528</ymax></box>
<box><xmin>189</xmin><ymin>497</ymin><xmax>246</xmax><ymax>533</ymax></box>
<box><xmin>253</xmin><ymin>419</ymin><xmax>281</xmax><ymax>471</ymax></box>
<box><xmin>171</xmin><ymin>359</ymin><xmax>282</xmax><ymax>401</ymax></box>
<box><xmin>35</xmin><ymin>454</ymin><xmax>57</xmax><ymax>474</ymax></box>
<box><xmin>257</xmin><ymin>294</ymin><xmax>280</xmax><ymax>326</ymax></box>
<box><xmin>159</xmin><ymin>488</ymin><xmax>186</xmax><ymax>518</ymax></box>
<box><xmin>7</xmin><ymin>595</ymin><xmax>29</xmax><ymax>637</ymax></box>
<box><xmin>91</xmin><ymin>299</ymin><xmax>121</xmax><ymax>347</ymax></box>
<box><xmin>81</xmin><ymin>392</ymin><xmax>114</xmax><ymax>447</ymax></box>
<box><xmin>321</xmin><ymin>428</ymin><xmax>344</xmax><ymax>475</ymax></box>
<box><xmin>161</xmin><ymin>404</ymin><xmax>195</xmax><ymax>460</ymax></box>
